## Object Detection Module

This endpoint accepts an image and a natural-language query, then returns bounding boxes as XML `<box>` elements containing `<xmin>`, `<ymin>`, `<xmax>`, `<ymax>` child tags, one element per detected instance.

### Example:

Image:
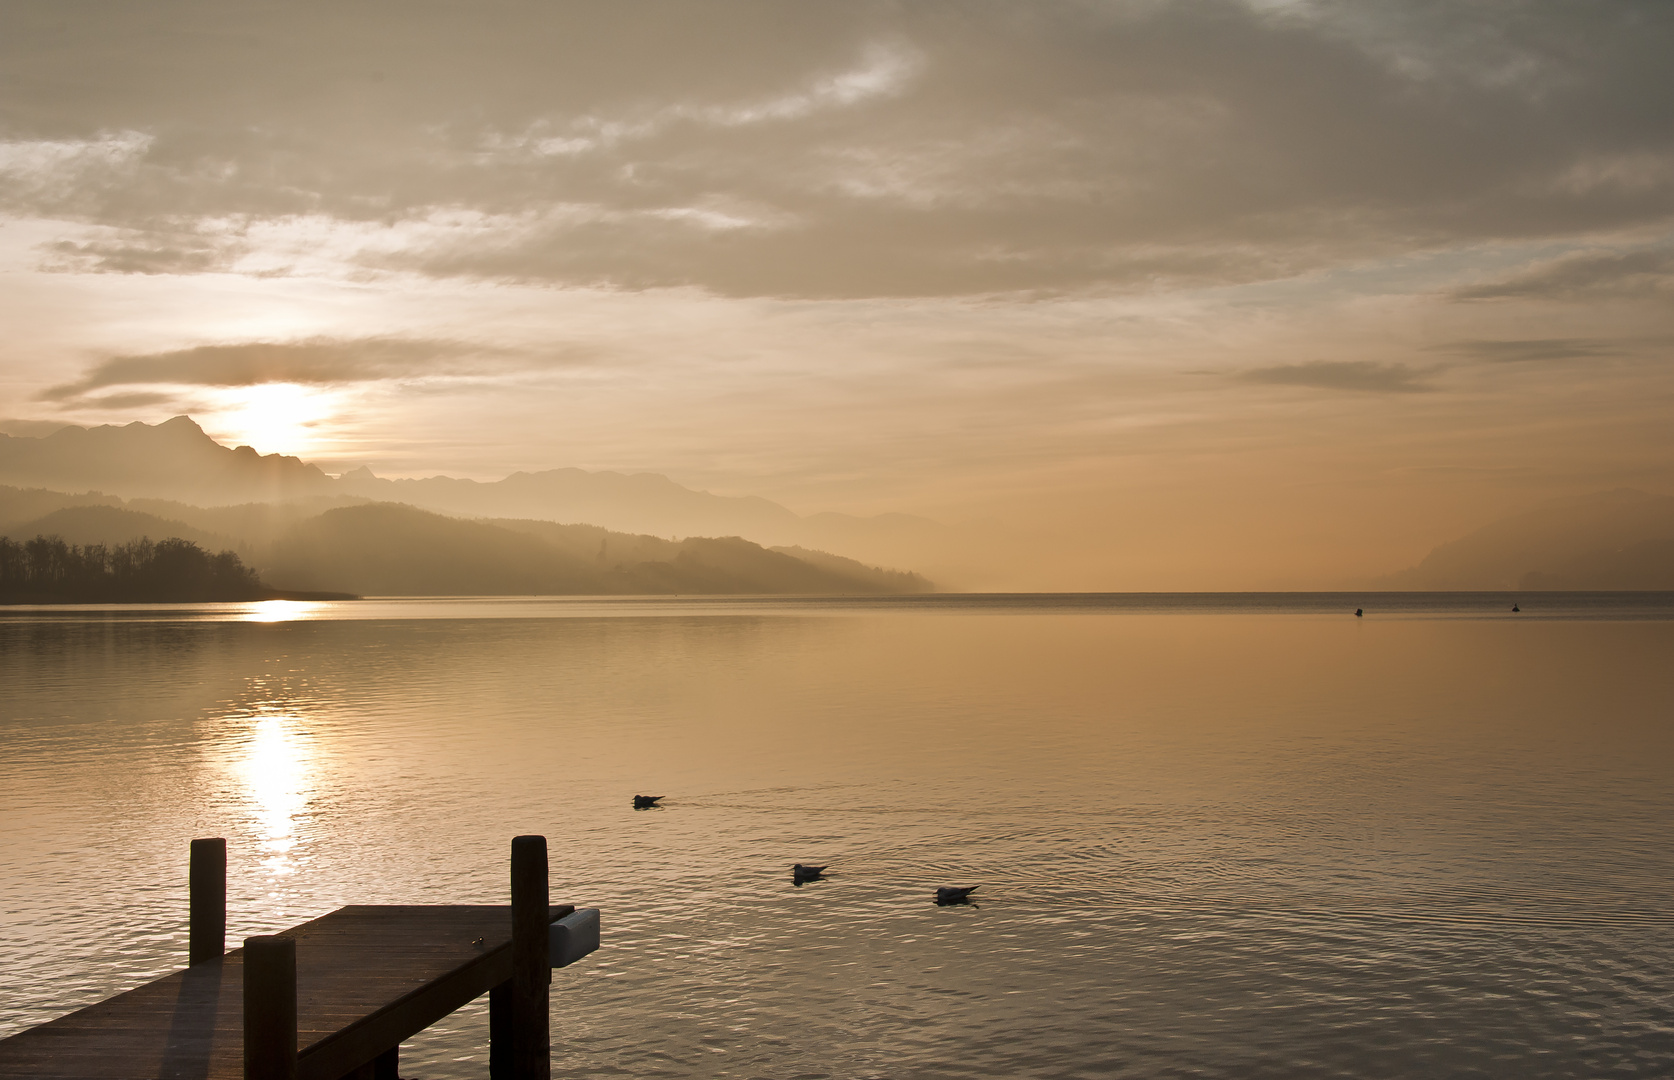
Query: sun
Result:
<box><xmin>206</xmin><ymin>383</ymin><xmax>334</xmax><ymax>456</ymax></box>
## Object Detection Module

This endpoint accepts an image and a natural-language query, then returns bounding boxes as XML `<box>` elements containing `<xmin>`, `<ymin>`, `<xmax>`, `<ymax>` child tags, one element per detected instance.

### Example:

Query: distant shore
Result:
<box><xmin>0</xmin><ymin>588</ymin><xmax>359</xmax><ymax>605</ymax></box>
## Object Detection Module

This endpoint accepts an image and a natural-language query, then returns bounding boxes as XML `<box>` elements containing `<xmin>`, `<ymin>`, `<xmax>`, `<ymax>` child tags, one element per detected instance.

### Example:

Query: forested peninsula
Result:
<box><xmin>0</xmin><ymin>535</ymin><xmax>327</xmax><ymax>603</ymax></box>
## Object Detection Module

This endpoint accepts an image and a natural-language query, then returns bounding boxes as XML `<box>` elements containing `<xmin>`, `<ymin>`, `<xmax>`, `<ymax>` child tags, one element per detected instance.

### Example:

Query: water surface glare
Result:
<box><xmin>2</xmin><ymin>595</ymin><xmax>1671</xmax><ymax>1078</ymax></box>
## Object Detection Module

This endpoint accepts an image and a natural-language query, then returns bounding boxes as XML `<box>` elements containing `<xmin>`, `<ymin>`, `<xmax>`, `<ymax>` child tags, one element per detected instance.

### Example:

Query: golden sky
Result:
<box><xmin>2</xmin><ymin>1</ymin><xmax>1671</xmax><ymax>587</ymax></box>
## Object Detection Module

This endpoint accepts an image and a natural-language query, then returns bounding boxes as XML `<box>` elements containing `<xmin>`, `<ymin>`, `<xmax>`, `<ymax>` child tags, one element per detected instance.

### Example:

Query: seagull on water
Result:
<box><xmin>792</xmin><ymin>863</ymin><xmax>827</xmax><ymax>885</ymax></box>
<box><xmin>936</xmin><ymin>886</ymin><xmax>979</xmax><ymax>906</ymax></box>
<box><xmin>632</xmin><ymin>795</ymin><xmax>664</xmax><ymax>809</ymax></box>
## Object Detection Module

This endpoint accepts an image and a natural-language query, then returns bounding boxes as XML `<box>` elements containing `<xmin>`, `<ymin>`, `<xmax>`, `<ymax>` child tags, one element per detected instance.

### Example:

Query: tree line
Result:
<box><xmin>0</xmin><ymin>535</ymin><xmax>268</xmax><ymax>603</ymax></box>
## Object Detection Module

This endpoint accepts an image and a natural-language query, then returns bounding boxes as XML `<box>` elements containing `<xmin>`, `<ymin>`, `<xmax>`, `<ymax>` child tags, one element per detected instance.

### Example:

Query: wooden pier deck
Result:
<box><xmin>0</xmin><ymin>834</ymin><xmax>595</xmax><ymax>1080</ymax></box>
<box><xmin>0</xmin><ymin>904</ymin><xmax>574</xmax><ymax>1080</ymax></box>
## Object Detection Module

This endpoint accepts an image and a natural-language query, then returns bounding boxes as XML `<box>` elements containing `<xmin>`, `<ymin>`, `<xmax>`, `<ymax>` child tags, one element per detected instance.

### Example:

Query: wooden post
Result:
<box><xmin>189</xmin><ymin>838</ymin><xmax>226</xmax><ymax>965</ymax></box>
<box><xmin>489</xmin><ymin>981</ymin><xmax>512</xmax><ymax>1080</ymax></box>
<box><xmin>244</xmin><ymin>935</ymin><xmax>298</xmax><ymax>1080</ymax></box>
<box><xmin>511</xmin><ymin>835</ymin><xmax>550</xmax><ymax>1080</ymax></box>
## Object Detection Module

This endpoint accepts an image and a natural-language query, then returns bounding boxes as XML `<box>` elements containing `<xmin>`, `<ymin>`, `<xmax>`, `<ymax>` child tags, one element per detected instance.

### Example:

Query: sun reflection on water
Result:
<box><xmin>241</xmin><ymin>600</ymin><xmax>321</xmax><ymax>624</ymax></box>
<box><xmin>236</xmin><ymin>713</ymin><xmax>315</xmax><ymax>876</ymax></box>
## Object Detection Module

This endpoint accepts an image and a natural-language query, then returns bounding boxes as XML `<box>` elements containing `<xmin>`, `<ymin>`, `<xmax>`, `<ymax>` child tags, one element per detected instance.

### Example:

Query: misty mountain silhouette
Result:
<box><xmin>335</xmin><ymin>464</ymin><xmax>803</xmax><ymax>538</ymax></box>
<box><xmin>266</xmin><ymin>503</ymin><xmax>602</xmax><ymax>595</ymax></box>
<box><xmin>264</xmin><ymin>504</ymin><xmax>930</xmax><ymax>596</ymax></box>
<box><xmin>4</xmin><ymin>505</ymin><xmax>245</xmax><ymax>555</ymax></box>
<box><xmin>1</xmin><ymin>486</ymin><xmax>932</xmax><ymax>596</ymax></box>
<box><xmin>0</xmin><ymin>419</ymin><xmax>948</xmax><ymax>568</ymax></box>
<box><xmin>0</xmin><ymin>416</ymin><xmax>330</xmax><ymax>503</ymax></box>
<box><xmin>1380</xmin><ymin>489</ymin><xmax>1674</xmax><ymax>590</ymax></box>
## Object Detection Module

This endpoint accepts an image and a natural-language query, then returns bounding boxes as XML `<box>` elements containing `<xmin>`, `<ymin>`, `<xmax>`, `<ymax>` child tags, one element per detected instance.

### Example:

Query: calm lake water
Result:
<box><xmin>2</xmin><ymin>594</ymin><xmax>1672</xmax><ymax>1078</ymax></box>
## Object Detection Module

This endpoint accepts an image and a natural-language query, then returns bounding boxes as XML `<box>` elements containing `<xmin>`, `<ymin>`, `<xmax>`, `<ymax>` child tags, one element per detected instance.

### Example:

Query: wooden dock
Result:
<box><xmin>0</xmin><ymin>836</ymin><xmax>597</xmax><ymax>1080</ymax></box>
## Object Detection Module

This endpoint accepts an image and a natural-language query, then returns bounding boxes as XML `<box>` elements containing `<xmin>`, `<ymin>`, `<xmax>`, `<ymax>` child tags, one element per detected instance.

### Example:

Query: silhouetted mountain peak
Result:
<box><xmin>42</xmin><ymin>415</ymin><xmax>214</xmax><ymax>447</ymax></box>
<box><xmin>0</xmin><ymin>416</ymin><xmax>332</xmax><ymax>504</ymax></box>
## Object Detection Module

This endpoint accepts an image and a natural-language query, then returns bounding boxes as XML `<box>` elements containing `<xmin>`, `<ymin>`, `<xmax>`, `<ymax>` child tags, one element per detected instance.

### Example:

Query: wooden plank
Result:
<box><xmin>0</xmin><ymin>905</ymin><xmax>575</xmax><ymax>1080</ymax></box>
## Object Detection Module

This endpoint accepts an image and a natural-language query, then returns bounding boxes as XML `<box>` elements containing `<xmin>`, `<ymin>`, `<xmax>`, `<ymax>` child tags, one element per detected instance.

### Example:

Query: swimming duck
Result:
<box><xmin>935</xmin><ymin>886</ymin><xmax>979</xmax><ymax>906</ymax></box>
<box><xmin>792</xmin><ymin>863</ymin><xmax>827</xmax><ymax>885</ymax></box>
<box><xmin>1354</xmin><ymin>608</ymin><xmax>1363</xmax><ymax>617</ymax></box>
<box><xmin>632</xmin><ymin>795</ymin><xmax>664</xmax><ymax>809</ymax></box>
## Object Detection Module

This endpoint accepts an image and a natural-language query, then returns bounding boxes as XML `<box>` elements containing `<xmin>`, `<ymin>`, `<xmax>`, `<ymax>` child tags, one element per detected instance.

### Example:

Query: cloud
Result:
<box><xmin>1236</xmin><ymin>360</ymin><xmax>1434</xmax><ymax>393</ymax></box>
<box><xmin>40</xmin><ymin>338</ymin><xmax>491</xmax><ymax>403</ymax></box>
<box><xmin>0</xmin><ymin>1</ymin><xmax>1670</xmax><ymax>297</ymax></box>
<box><xmin>1449</xmin><ymin>248</ymin><xmax>1674</xmax><ymax>301</ymax></box>
<box><xmin>42</xmin><ymin>232</ymin><xmax>240</xmax><ymax>275</ymax></box>
<box><xmin>480</xmin><ymin>41</ymin><xmax>922</xmax><ymax>160</ymax></box>
<box><xmin>1427</xmin><ymin>338</ymin><xmax>1622</xmax><ymax>363</ymax></box>
<box><xmin>80</xmin><ymin>391</ymin><xmax>180</xmax><ymax>409</ymax></box>
<box><xmin>0</xmin><ymin>131</ymin><xmax>154</xmax><ymax>213</ymax></box>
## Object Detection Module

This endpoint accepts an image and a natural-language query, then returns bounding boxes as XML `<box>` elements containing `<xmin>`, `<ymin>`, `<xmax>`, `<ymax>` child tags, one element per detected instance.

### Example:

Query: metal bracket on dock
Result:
<box><xmin>549</xmin><ymin>907</ymin><xmax>600</xmax><ymax>968</ymax></box>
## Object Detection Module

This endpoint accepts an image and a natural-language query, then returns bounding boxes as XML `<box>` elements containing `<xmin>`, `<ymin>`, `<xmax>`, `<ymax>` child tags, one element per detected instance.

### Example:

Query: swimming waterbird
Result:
<box><xmin>1354</xmin><ymin>608</ymin><xmax>1363</xmax><ymax>617</ymax></box>
<box><xmin>792</xmin><ymin>863</ymin><xmax>827</xmax><ymax>885</ymax></box>
<box><xmin>936</xmin><ymin>886</ymin><xmax>979</xmax><ymax>905</ymax></box>
<box><xmin>632</xmin><ymin>795</ymin><xmax>664</xmax><ymax>809</ymax></box>
<box><xmin>1512</xmin><ymin>603</ymin><xmax>1520</xmax><ymax>612</ymax></box>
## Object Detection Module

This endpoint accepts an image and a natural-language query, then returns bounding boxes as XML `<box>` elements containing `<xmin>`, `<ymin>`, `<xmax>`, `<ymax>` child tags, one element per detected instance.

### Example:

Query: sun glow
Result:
<box><xmin>206</xmin><ymin>382</ymin><xmax>335</xmax><ymax>456</ymax></box>
<box><xmin>241</xmin><ymin>599</ymin><xmax>321</xmax><ymax>623</ymax></box>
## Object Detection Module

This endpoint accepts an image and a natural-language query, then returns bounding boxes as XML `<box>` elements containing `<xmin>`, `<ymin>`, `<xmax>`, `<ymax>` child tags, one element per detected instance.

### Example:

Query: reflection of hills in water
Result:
<box><xmin>0</xmin><ymin>493</ymin><xmax>932</xmax><ymax>597</ymax></box>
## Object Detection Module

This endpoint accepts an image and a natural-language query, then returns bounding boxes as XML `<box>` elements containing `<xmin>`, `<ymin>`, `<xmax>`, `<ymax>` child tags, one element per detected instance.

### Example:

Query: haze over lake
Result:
<box><xmin>3</xmin><ymin>596</ymin><xmax>1671</xmax><ymax>1078</ymax></box>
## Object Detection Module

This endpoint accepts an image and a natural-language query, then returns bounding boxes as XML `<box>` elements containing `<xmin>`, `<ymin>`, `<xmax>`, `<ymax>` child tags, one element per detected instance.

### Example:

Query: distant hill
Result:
<box><xmin>1520</xmin><ymin>538</ymin><xmax>1674</xmax><ymax>590</ymax></box>
<box><xmin>5</xmin><ymin>505</ymin><xmax>246</xmax><ymax>555</ymax></box>
<box><xmin>337</xmin><ymin>465</ymin><xmax>804</xmax><ymax>540</ymax></box>
<box><xmin>265</xmin><ymin>504</ymin><xmax>933</xmax><ymax>596</ymax></box>
<box><xmin>122</xmin><ymin>495</ymin><xmax>371</xmax><ymax>548</ymax></box>
<box><xmin>1</xmin><ymin>483</ymin><xmax>933</xmax><ymax>596</ymax></box>
<box><xmin>0</xmin><ymin>486</ymin><xmax>123</xmax><ymax>532</ymax></box>
<box><xmin>0</xmin><ymin>418</ymin><xmax>951</xmax><ymax>572</ymax></box>
<box><xmin>265</xmin><ymin>504</ymin><xmax>603</xmax><ymax>596</ymax></box>
<box><xmin>768</xmin><ymin>544</ymin><xmax>932</xmax><ymax>594</ymax></box>
<box><xmin>1379</xmin><ymin>490</ymin><xmax>1674</xmax><ymax>590</ymax></box>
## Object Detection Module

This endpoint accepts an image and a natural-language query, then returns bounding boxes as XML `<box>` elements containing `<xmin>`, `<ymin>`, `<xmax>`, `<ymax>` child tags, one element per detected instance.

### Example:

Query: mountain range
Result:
<box><xmin>1378</xmin><ymin>489</ymin><xmax>1674</xmax><ymax>590</ymax></box>
<box><xmin>0</xmin><ymin>489</ymin><xmax>933</xmax><ymax>597</ymax></box>
<box><xmin>0</xmin><ymin>418</ymin><xmax>938</xmax><ymax>596</ymax></box>
<box><xmin>5</xmin><ymin>417</ymin><xmax>1673</xmax><ymax>591</ymax></box>
<box><xmin>0</xmin><ymin>417</ymin><xmax>950</xmax><ymax>570</ymax></box>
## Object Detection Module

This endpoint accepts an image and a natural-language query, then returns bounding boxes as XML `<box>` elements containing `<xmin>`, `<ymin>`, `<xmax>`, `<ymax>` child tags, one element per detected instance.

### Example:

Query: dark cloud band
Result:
<box><xmin>1236</xmin><ymin>361</ymin><xmax>1433</xmax><ymax>394</ymax></box>
<box><xmin>2</xmin><ymin>0</ymin><xmax>1672</xmax><ymax>298</ymax></box>
<box><xmin>40</xmin><ymin>339</ymin><xmax>483</xmax><ymax>402</ymax></box>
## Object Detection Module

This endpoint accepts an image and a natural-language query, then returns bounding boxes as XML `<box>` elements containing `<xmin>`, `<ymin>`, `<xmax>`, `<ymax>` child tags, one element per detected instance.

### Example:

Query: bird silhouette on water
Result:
<box><xmin>792</xmin><ymin>863</ymin><xmax>827</xmax><ymax>885</ymax></box>
<box><xmin>936</xmin><ymin>886</ymin><xmax>979</xmax><ymax>906</ymax></box>
<box><xmin>632</xmin><ymin>795</ymin><xmax>664</xmax><ymax>810</ymax></box>
<box><xmin>1354</xmin><ymin>608</ymin><xmax>1363</xmax><ymax>617</ymax></box>
<box><xmin>1512</xmin><ymin>603</ymin><xmax>1520</xmax><ymax>612</ymax></box>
